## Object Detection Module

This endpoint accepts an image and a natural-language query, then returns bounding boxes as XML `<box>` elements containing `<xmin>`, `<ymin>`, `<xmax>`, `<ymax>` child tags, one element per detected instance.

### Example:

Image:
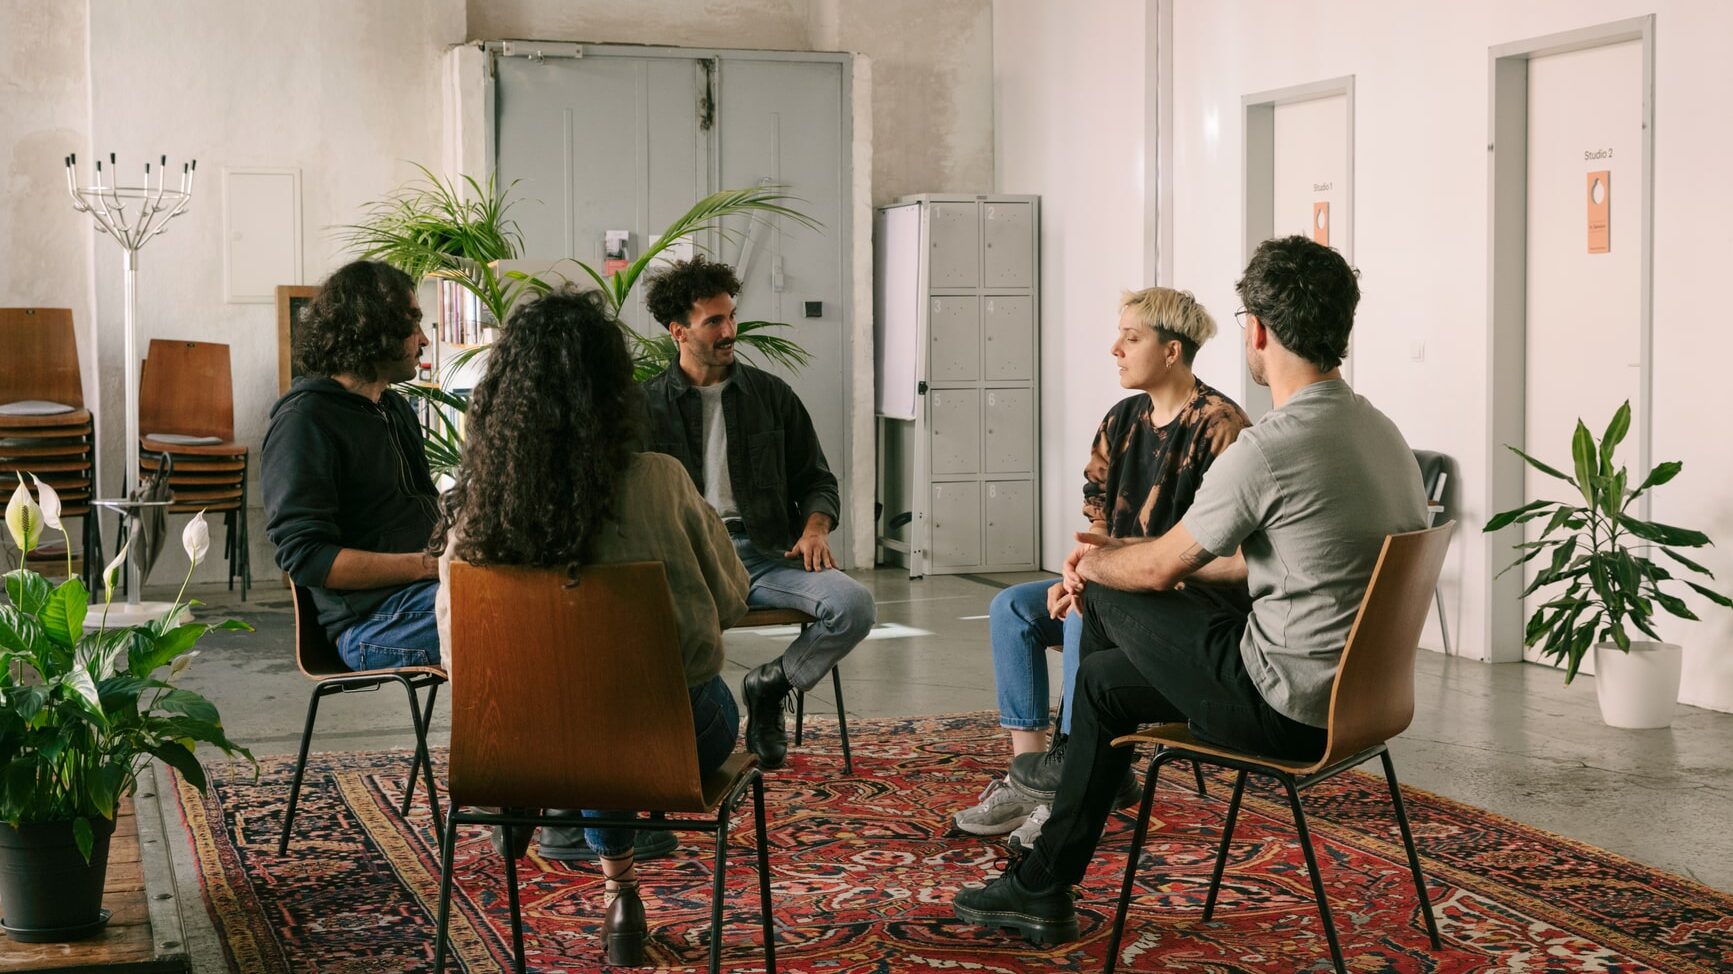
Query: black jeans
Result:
<box><xmin>1017</xmin><ymin>583</ymin><xmax>1327</xmax><ymax>889</ymax></box>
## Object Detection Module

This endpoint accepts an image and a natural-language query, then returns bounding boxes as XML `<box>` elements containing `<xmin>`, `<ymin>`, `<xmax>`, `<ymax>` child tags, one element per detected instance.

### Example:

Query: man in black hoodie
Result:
<box><xmin>263</xmin><ymin>260</ymin><xmax>441</xmax><ymax>670</ymax></box>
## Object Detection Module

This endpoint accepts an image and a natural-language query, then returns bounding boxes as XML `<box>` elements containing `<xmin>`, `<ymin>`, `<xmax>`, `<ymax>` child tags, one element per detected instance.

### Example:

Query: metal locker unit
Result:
<box><xmin>874</xmin><ymin>194</ymin><xmax>1039</xmax><ymax>576</ymax></box>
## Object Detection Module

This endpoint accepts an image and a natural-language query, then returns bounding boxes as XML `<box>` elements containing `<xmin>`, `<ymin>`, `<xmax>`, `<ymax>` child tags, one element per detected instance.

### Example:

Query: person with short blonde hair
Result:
<box><xmin>950</xmin><ymin>286</ymin><xmax>1250</xmax><ymax>848</ymax></box>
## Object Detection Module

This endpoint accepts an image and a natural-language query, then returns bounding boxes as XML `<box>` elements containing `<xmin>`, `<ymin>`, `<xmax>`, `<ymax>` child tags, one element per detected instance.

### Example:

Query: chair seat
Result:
<box><xmin>141</xmin><ymin>455</ymin><xmax>244</xmax><ymax>473</ymax></box>
<box><xmin>140</xmin><ymin>436</ymin><xmax>246</xmax><ymax>457</ymax></box>
<box><xmin>1114</xmin><ymin>724</ymin><xmax>1328</xmax><ymax>776</ymax></box>
<box><xmin>0</xmin><ymin>424</ymin><xmax>93</xmax><ymax>441</ymax></box>
<box><xmin>0</xmin><ymin>442</ymin><xmax>91</xmax><ymax>458</ymax></box>
<box><xmin>299</xmin><ymin>657</ymin><xmax>448</xmax><ymax>681</ymax></box>
<box><xmin>0</xmin><ymin>407</ymin><xmax>92</xmax><ymax>429</ymax></box>
<box><xmin>734</xmin><ymin>607</ymin><xmax>818</xmax><ymax>627</ymax></box>
<box><xmin>0</xmin><ymin>459</ymin><xmax>91</xmax><ymax>474</ymax></box>
<box><xmin>698</xmin><ymin>751</ymin><xmax>762</xmax><ymax>810</ymax></box>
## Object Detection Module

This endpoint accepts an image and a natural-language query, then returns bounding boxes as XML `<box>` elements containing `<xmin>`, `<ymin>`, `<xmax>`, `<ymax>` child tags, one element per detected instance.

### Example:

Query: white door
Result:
<box><xmin>1522</xmin><ymin>40</ymin><xmax>1644</xmax><ymax>669</ymax></box>
<box><xmin>1248</xmin><ymin>94</ymin><xmax>1351</xmax><ymax>418</ymax></box>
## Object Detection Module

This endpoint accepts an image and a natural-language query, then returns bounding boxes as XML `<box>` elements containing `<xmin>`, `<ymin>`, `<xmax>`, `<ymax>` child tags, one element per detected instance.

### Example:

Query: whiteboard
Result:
<box><xmin>874</xmin><ymin>203</ymin><xmax>922</xmax><ymax>419</ymax></box>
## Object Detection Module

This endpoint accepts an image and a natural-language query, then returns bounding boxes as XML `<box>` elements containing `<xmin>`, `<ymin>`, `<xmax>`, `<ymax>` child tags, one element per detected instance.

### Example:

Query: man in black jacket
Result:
<box><xmin>643</xmin><ymin>256</ymin><xmax>875</xmax><ymax>769</ymax></box>
<box><xmin>262</xmin><ymin>260</ymin><xmax>441</xmax><ymax>670</ymax></box>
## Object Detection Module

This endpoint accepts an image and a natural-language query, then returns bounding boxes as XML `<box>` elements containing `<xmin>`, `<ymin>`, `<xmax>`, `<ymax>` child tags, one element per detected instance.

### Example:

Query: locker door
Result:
<box><xmin>982</xmin><ymin>295</ymin><xmax>1033</xmax><ymax>381</ymax></box>
<box><xmin>983</xmin><ymin>480</ymin><xmax>1035</xmax><ymax>566</ymax></box>
<box><xmin>982</xmin><ymin>387</ymin><xmax>1035</xmax><ymax>474</ymax></box>
<box><xmin>931</xmin><ymin>481</ymin><xmax>983</xmax><ymax>568</ymax></box>
<box><xmin>928</xmin><ymin>201</ymin><xmax>980</xmax><ymax>288</ymax></box>
<box><xmin>929</xmin><ymin>296</ymin><xmax>980</xmax><ymax>382</ymax></box>
<box><xmin>983</xmin><ymin>201</ymin><xmax>1034</xmax><ymax>288</ymax></box>
<box><xmin>929</xmin><ymin>388</ymin><xmax>980</xmax><ymax>476</ymax></box>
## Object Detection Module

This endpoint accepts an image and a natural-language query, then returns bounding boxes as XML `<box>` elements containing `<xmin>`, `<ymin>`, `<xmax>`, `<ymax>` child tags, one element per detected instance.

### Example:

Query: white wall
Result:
<box><xmin>993</xmin><ymin>0</ymin><xmax>1162</xmax><ymax>570</ymax></box>
<box><xmin>1168</xmin><ymin>0</ymin><xmax>1733</xmax><ymax>712</ymax></box>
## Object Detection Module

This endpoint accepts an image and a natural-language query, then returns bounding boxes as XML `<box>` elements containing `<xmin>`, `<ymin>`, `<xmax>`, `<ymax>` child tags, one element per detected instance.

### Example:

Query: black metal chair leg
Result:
<box><xmin>1381</xmin><ymin>750</ymin><xmax>1442</xmax><ymax>949</ymax></box>
<box><xmin>503</xmin><ymin>841</ymin><xmax>526</xmax><ymax>974</ymax></box>
<box><xmin>1191</xmin><ymin>760</ymin><xmax>1208</xmax><ymax>797</ymax></box>
<box><xmin>433</xmin><ymin>810</ymin><xmax>461</xmax><ymax>974</ymax></box>
<box><xmin>397</xmin><ymin>678</ymin><xmax>444</xmax><ymax>849</ymax></box>
<box><xmin>793</xmin><ymin>688</ymin><xmax>805</xmax><ymax>747</ymax></box>
<box><xmin>403</xmin><ymin>682</ymin><xmax>441</xmax><ymax>811</ymax></box>
<box><xmin>753</xmin><ymin>776</ymin><xmax>776</xmax><ymax>974</ymax></box>
<box><xmin>709</xmin><ymin>812</ymin><xmax>731</xmax><ymax>974</ymax></box>
<box><xmin>1104</xmin><ymin>750</ymin><xmax>1174</xmax><ymax>974</ymax></box>
<box><xmin>277</xmin><ymin>685</ymin><xmax>329</xmax><ymax>855</ymax></box>
<box><xmin>1202</xmin><ymin>771</ymin><xmax>1247</xmax><ymax>920</ymax></box>
<box><xmin>1282</xmin><ymin>776</ymin><xmax>1347</xmax><ymax>974</ymax></box>
<box><xmin>831</xmin><ymin>666</ymin><xmax>852</xmax><ymax>774</ymax></box>
<box><xmin>225</xmin><ymin>510</ymin><xmax>236</xmax><ymax>592</ymax></box>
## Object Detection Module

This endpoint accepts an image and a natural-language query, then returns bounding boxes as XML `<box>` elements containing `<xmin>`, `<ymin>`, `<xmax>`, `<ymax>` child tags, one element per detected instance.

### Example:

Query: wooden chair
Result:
<box><xmin>0</xmin><ymin>308</ymin><xmax>101</xmax><ymax>587</ymax></box>
<box><xmin>137</xmin><ymin>339</ymin><xmax>252</xmax><ymax>598</ymax></box>
<box><xmin>1102</xmin><ymin>523</ymin><xmax>1456</xmax><ymax>974</ymax></box>
<box><xmin>731</xmin><ymin>607</ymin><xmax>852</xmax><ymax>774</ymax></box>
<box><xmin>277</xmin><ymin>583</ymin><xmax>447</xmax><ymax>855</ymax></box>
<box><xmin>437</xmin><ymin>562</ymin><xmax>774</xmax><ymax>974</ymax></box>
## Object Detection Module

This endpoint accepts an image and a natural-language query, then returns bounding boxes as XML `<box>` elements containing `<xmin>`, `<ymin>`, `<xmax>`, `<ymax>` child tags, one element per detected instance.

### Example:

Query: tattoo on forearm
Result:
<box><xmin>1179</xmin><ymin>543</ymin><xmax>1217</xmax><ymax>573</ymax></box>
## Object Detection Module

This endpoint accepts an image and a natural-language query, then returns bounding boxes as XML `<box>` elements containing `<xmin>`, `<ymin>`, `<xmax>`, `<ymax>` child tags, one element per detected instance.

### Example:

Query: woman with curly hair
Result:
<box><xmin>432</xmin><ymin>286</ymin><xmax>748</xmax><ymax>966</ymax></box>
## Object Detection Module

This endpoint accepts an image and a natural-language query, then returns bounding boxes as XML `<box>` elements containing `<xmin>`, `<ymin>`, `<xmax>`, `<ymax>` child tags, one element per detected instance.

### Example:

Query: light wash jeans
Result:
<box><xmin>732</xmin><ymin>535</ymin><xmax>876</xmax><ymax>691</ymax></box>
<box><xmin>580</xmin><ymin>674</ymin><xmax>741</xmax><ymax>857</ymax></box>
<box><xmin>991</xmin><ymin>579</ymin><xmax>1084</xmax><ymax>735</ymax></box>
<box><xmin>334</xmin><ymin>579</ymin><xmax>441</xmax><ymax>671</ymax></box>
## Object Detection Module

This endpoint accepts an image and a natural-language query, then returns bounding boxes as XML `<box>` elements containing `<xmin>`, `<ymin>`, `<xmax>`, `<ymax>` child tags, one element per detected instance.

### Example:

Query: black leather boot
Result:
<box><xmin>486</xmin><ymin>806</ymin><xmax>539</xmax><ymax>859</ymax></box>
<box><xmin>742</xmin><ymin>658</ymin><xmax>793</xmax><ymax>769</ymax></box>
<box><xmin>601</xmin><ymin>880</ymin><xmax>647</xmax><ymax>966</ymax></box>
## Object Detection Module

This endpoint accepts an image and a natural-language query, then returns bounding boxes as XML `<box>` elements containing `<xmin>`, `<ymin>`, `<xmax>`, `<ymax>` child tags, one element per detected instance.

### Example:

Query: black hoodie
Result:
<box><xmin>262</xmin><ymin>377</ymin><xmax>439</xmax><ymax>641</ymax></box>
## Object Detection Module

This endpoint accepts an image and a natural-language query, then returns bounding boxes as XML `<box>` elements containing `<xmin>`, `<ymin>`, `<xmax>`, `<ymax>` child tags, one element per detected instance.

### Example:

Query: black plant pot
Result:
<box><xmin>0</xmin><ymin>816</ymin><xmax>116</xmax><ymax>942</ymax></box>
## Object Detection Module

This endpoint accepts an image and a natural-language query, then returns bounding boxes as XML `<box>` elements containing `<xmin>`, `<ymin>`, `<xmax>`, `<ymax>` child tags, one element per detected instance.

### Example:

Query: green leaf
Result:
<box><xmin>1630</xmin><ymin>460</ymin><xmax>1682</xmax><ymax>499</ymax></box>
<box><xmin>153</xmin><ymin>688</ymin><xmax>220</xmax><ymax>725</ymax></box>
<box><xmin>59</xmin><ymin>668</ymin><xmax>106</xmax><ymax>729</ymax></box>
<box><xmin>1618</xmin><ymin>515</ymin><xmax>1711</xmax><ymax>548</ymax></box>
<box><xmin>1484</xmin><ymin>498</ymin><xmax>1557</xmax><ymax>532</ymax></box>
<box><xmin>0</xmin><ymin>606</ymin><xmax>48</xmax><ymax>659</ymax></box>
<box><xmin>1599</xmin><ymin>401</ymin><xmax>1631</xmax><ymax>459</ymax></box>
<box><xmin>1653</xmin><ymin>590</ymin><xmax>1699</xmax><ymax>621</ymax></box>
<box><xmin>149</xmin><ymin>741</ymin><xmax>206</xmax><ymax>792</ymax></box>
<box><xmin>3</xmin><ymin>570</ymin><xmax>51</xmax><ymax>615</ymax></box>
<box><xmin>1570</xmin><ymin>421</ymin><xmax>1598</xmax><ymax>507</ymax></box>
<box><xmin>1660</xmin><ymin>547</ymin><xmax>1713</xmax><ymax>578</ymax></box>
<box><xmin>1508</xmin><ymin>445</ymin><xmax>1577</xmax><ymax>485</ymax></box>
<box><xmin>1684</xmin><ymin>580</ymin><xmax>1733</xmax><ymax>608</ymax></box>
<box><xmin>73</xmin><ymin>816</ymin><xmax>93</xmax><ymax>864</ymax></box>
<box><xmin>1610</xmin><ymin>622</ymin><xmax>1630</xmax><ymax>651</ymax></box>
<box><xmin>38</xmin><ymin>578</ymin><xmax>89</xmax><ymax>648</ymax></box>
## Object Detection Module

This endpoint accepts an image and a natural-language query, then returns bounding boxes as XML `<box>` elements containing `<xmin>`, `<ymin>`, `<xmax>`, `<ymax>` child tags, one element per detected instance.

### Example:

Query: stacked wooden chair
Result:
<box><xmin>137</xmin><ymin>339</ymin><xmax>252</xmax><ymax>598</ymax></box>
<box><xmin>0</xmin><ymin>308</ymin><xmax>102</xmax><ymax>587</ymax></box>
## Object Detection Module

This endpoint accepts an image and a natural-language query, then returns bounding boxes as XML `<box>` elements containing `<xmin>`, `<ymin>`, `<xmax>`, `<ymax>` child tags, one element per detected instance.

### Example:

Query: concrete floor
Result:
<box><xmin>153</xmin><ymin>569</ymin><xmax>1733</xmax><ymax>970</ymax></box>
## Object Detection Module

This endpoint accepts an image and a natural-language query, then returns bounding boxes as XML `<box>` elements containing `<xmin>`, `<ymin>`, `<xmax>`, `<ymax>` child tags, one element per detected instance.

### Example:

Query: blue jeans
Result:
<box><xmin>334</xmin><ymin>580</ymin><xmax>441</xmax><ymax>671</ymax></box>
<box><xmin>991</xmin><ymin>580</ymin><xmax>1084</xmax><ymax>736</ymax></box>
<box><xmin>581</xmin><ymin>674</ymin><xmax>741</xmax><ymax>857</ymax></box>
<box><xmin>732</xmin><ymin>536</ymin><xmax>876</xmax><ymax>691</ymax></box>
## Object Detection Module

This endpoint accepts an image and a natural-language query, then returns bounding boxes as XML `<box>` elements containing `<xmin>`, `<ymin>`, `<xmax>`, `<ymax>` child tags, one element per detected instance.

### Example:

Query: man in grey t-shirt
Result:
<box><xmin>954</xmin><ymin>236</ymin><xmax>1427</xmax><ymax>944</ymax></box>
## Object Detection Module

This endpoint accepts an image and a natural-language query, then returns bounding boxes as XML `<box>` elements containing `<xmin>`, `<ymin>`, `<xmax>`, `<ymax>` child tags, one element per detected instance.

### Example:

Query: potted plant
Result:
<box><xmin>0</xmin><ymin>476</ymin><xmax>252</xmax><ymax>941</ymax></box>
<box><xmin>1485</xmin><ymin>401</ymin><xmax>1732</xmax><ymax>727</ymax></box>
<box><xmin>341</xmin><ymin>168</ymin><xmax>818</xmax><ymax>474</ymax></box>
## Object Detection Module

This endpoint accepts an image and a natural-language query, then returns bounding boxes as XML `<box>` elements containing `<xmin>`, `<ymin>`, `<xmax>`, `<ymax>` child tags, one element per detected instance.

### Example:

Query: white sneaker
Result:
<box><xmin>953</xmin><ymin>779</ymin><xmax>1041</xmax><ymax>836</ymax></box>
<box><xmin>1006</xmin><ymin>802</ymin><xmax>1052</xmax><ymax>853</ymax></box>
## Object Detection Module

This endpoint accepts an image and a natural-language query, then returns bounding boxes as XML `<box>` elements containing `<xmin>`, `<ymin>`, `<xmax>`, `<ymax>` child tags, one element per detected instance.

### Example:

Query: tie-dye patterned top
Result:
<box><xmin>1082</xmin><ymin>380</ymin><xmax>1251</xmax><ymax>539</ymax></box>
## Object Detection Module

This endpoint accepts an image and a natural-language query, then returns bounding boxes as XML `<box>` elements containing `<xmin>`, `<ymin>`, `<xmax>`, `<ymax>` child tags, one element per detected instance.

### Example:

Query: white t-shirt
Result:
<box><xmin>696</xmin><ymin>381</ymin><xmax>740</xmax><ymax>521</ymax></box>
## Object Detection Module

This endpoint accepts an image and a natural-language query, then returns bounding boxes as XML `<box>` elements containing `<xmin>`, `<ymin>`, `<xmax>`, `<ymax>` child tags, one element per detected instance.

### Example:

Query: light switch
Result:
<box><xmin>1410</xmin><ymin>341</ymin><xmax>1426</xmax><ymax>362</ymax></box>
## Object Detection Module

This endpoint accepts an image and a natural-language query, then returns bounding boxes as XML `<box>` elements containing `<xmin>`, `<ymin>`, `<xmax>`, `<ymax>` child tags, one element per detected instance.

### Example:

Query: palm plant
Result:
<box><xmin>341</xmin><ymin>169</ymin><xmax>820</xmax><ymax>470</ymax></box>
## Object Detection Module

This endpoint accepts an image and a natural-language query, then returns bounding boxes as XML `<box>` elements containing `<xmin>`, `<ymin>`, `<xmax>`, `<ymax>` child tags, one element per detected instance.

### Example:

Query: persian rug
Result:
<box><xmin>171</xmin><ymin>713</ymin><xmax>1732</xmax><ymax>973</ymax></box>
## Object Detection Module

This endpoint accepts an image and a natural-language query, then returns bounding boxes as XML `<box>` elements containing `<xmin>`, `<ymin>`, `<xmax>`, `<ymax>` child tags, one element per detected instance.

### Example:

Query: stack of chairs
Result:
<box><xmin>137</xmin><ymin>339</ymin><xmax>252</xmax><ymax>599</ymax></box>
<box><xmin>0</xmin><ymin>308</ymin><xmax>102</xmax><ymax>587</ymax></box>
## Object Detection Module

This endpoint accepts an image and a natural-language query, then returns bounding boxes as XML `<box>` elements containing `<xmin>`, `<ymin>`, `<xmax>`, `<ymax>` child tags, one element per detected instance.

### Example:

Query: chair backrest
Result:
<box><xmin>289</xmin><ymin>582</ymin><xmax>350</xmax><ymax>678</ymax></box>
<box><xmin>1317</xmin><ymin>522</ymin><xmax>1456</xmax><ymax>764</ymax></box>
<box><xmin>447</xmin><ymin>561</ymin><xmax>707</xmax><ymax>812</ymax></box>
<box><xmin>0</xmin><ymin>308</ymin><xmax>84</xmax><ymax>407</ymax></box>
<box><xmin>139</xmin><ymin>339</ymin><xmax>234</xmax><ymax>440</ymax></box>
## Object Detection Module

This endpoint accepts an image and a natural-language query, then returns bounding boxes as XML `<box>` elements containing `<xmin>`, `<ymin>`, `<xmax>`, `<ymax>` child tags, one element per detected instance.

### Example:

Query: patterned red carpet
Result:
<box><xmin>172</xmin><ymin>713</ymin><xmax>1732</xmax><ymax>972</ymax></box>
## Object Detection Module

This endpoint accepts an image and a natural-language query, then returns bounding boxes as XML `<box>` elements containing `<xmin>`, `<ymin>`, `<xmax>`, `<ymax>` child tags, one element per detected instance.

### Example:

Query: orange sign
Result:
<box><xmin>1587</xmin><ymin>171</ymin><xmax>1610</xmax><ymax>253</ymax></box>
<box><xmin>1312</xmin><ymin>201</ymin><xmax>1330</xmax><ymax>246</ymax></box>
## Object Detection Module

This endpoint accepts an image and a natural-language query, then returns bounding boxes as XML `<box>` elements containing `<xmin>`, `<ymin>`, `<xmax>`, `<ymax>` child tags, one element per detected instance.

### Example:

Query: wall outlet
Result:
<box><xmin>1410</xmin><ymin>340</ymin><xmax>1426</xmax><ymax>362</ymax></box>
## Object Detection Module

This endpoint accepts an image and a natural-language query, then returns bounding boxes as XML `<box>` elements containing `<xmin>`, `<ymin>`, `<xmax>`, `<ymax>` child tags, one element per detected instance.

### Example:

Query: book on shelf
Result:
<box><xmin>436</xmin><ymin>280</ymin><xmax>497</xmax><ymax>346</ymax></box>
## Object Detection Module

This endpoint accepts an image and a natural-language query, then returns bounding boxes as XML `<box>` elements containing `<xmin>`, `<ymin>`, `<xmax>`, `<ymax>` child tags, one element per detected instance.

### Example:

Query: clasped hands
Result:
<box><xmin>1046</xmin><ymin>530</ymin><xmax>1126</xmax><ymax>621</ymax></box>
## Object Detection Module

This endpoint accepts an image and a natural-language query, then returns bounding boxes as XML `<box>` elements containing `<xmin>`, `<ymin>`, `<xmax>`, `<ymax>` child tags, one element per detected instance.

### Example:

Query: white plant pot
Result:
<box><xmin>1592</xmin><ymin>641</ymin><xmax>1682</xmax><ymax>729</ymax></box>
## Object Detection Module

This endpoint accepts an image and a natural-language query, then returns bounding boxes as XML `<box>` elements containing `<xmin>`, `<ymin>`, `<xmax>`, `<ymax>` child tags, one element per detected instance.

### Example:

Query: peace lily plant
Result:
<box><xmin>1</xmin><ymin>475</ymin><xmax>252</xmax><ymax>940</ymax></box>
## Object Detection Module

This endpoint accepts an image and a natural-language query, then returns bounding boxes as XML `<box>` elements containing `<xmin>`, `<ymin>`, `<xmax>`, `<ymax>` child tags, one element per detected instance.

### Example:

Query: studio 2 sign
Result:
<box><xmin>1586</xmin><ymin>147</ymin><xmax>1613</xmax><ymax>254</ymax></box>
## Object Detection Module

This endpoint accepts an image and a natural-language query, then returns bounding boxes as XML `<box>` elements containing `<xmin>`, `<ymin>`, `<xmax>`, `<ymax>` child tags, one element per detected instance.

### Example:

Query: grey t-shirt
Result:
<box><xmin>1181</xmin><ymin>379</ymin><xmax>1427</xmax><ymax>727</ymax></box>
<box><xmin>696</xmin><ymin>381</ymin><xmax>740</xmax><ymax>521</ymax></box>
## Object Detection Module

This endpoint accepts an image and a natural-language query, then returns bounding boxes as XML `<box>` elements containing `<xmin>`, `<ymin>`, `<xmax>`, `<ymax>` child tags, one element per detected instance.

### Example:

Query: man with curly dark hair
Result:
<box><xmin>642</xmin><ymin>255</ymin><xmax>875</xmax><ymax>770</ymax></box>
<box><xmin>954</xmin><ymin>236</ymin><xmax>1427</xmax><ymax>945</ymax></box>
<box><xmin>262</xmin><ymin>260</ymin><xmax>442</xmax><ymax>670</ymax></box>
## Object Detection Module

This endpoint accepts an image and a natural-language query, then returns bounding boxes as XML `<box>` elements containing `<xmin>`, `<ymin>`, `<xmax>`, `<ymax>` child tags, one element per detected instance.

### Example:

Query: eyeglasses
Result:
<box><xmin>1233</xmin><ymin>308</ymin><xmax>1253</xmax><ymax>329</ymax></box>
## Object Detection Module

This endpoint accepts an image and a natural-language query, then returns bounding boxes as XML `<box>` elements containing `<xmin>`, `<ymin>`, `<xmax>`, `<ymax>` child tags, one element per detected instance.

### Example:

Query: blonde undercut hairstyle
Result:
<box><xmin>1120</xmin><ymin>287</ymin><xmax>1217</xmax><ymax>365</ymax></box>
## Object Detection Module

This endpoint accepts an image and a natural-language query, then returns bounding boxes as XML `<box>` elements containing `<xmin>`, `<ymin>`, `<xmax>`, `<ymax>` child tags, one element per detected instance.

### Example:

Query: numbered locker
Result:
<box><xmin>928</xmin><ymin>201</ymin><xmax>980</xmax><ymax>287</ymax></box>
<box><xmin>931</xmin><ymin>481</ymin><xmax>983</xmax><ymax>568</ymax></box>
<box><xmin>982</xmin><ymin>295</ymin><xmax>1034</xmax><ymax>381</ymax></box>
<box><xmin>929</xmin><ymin>296</ymin><xmax>980</xmax><ymax>381</ymax></box>
<box><xmin>984</xmin><ymin>480</ymin><xmax>1035</xmax><ymax>566</ymax></box>
<box><xmin>983</xmin><ymin>201</ymin><xmax>1034</xmax><ymax>288</ymax></box>
<box><xmin>929</xmin><ymin>388</ymin><xmax>980</xmax><ymax>475</ymax></box>
<box><xmin>982</xmin><ymin>387</ymin><xmax>1035</xmax><ymax>473</ymax></box>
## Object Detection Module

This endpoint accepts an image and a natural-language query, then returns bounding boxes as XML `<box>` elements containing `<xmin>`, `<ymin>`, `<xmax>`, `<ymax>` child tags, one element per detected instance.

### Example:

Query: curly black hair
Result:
<box><xmin>294</xmin><ymin>260</ymin><xmax>421</xmax><ymax>381</ymax></box>
<box><xmin>431</xmin><ymin>286</ymin><xmax>644</xmax><ymax>570</ymax></box>
<box><xmin>644</xmin><ymin>255</ymin><xmax>742</xmax><ymax>329</ymax></box>
<box><xmin>1235</xmin><ymin>236</ymin><xmax>1360</xmax><ymax>371</ymax></box>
